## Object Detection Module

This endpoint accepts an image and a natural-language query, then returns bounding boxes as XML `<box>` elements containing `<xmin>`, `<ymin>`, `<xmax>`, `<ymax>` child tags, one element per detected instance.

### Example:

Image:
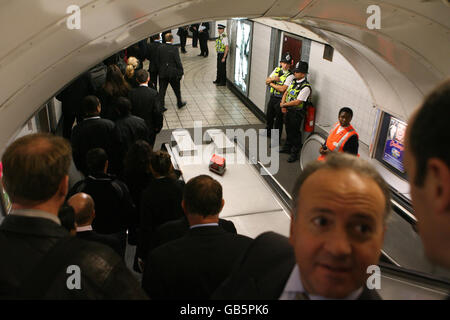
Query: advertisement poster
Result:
<box><xmin>0</xmin><ymin>162</ymin><xmax>12</xmax><ymax>215</ymax></box>
<box><xmin>234</xmin><ymin>20</ymin><xmax>251</xmax><ymax>94</ymax></box>
<box><xmin>382</xmin><ymin>117</ymin><xmax>407</xmax><ymax>173</ymax></box>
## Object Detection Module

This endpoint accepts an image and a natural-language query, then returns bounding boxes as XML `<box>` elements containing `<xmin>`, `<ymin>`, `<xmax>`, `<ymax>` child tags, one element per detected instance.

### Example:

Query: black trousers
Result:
<box><xmin>216</xmin><ymin>52</ymin><xmax>227</xmax><ymax>84</ymax></box>
<box><xmin>192</xmin><ymin>31</ymin><xmax>198</xmax><ymax>47</ymax></box>
<box><xmin>180</xmin><ymin>35</ymin><xmax>187</xmax><ymax>52</ymax></box>
<box><xmin>159</xmin><ymin>77</ymin><xmax>183</xmax><ymax>107</ymax></box>
<box><xmin>284</xmin><ymin>108</ymin><xmax>304</xmax><ymax>155</ymax></box>
<box><xmin>149</xmin><ymin>70</ymin><xmax>158</xmax><ymax>90</ymax></box>
<box><xmin>199</xmin><ymin>34</ymin><xmax>209</xmax><ymax>56</ymax></box>
<box><xmin>265</xmin><ymin>95</ymin><xmax>283</xmax><ymax>135</ymax></box>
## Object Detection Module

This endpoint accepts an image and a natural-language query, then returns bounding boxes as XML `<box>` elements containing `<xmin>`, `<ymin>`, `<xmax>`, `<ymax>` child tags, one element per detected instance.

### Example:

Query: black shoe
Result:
<box><xmin>216</xmin><ymin>82</ymin><xmax>226</xmax><ymax>86</ymax></box>
<box><xmin>161</xmin><ymin>107</ymin><xmax>168</xmax><ymax>112</ymax></box>
<box><xmin>213</xmin><ymin>80</ymin><xmax>219</xmax><ymax>84</ymax></box>
<box><xmin>280</xmin><ymin>146</ymin><xmax>291</xmax><ymax>154</ymax></box>
<box><xmin>287</xmin><ymin>154</ymin><xmax>299</xmax><ymax>163</ymax></box>
<box><xmin>177</xmin><ymin>102</ymin><xmax>187</xmax><ymax>109</ymax></box>
<box><xmin>204</xmin><ymin>54</ymin><xmax>208</xmax><ymax>57</ymax></box>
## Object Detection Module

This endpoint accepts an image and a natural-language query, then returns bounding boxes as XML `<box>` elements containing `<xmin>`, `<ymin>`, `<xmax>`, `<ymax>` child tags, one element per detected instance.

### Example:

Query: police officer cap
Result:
<box><xmin>218</xmin><ymin>24</ymin><xmax>226</xmax><ymax>29</ymax></box>
<box><xmin>294</xmin><ymin>61</ymin><xmax>309</xmax><ymax>73</ymax></box>
<box><xmin>280</xmin><ymin>53</ymin><xmax>292</xmax><ymax>63</ymax></box>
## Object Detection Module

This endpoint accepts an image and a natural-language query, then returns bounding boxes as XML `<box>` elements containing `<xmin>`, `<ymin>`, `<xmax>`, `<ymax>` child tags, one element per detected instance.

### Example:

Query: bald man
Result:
<box><xmin>68</xmin><ymin>193</ymin><xmax>123</xmax><ymax>258</ymax></box>
<box><xmin>404</xmin><ymin>79</ymin><xmax>450</xmax><ymax>270</ymax></box>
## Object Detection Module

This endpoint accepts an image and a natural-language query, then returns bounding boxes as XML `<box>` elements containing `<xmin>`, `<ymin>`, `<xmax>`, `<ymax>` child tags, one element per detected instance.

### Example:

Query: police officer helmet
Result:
<box><xmin>294</xmin><ymin>61</ymin><xmax>309</xmax><ymax>73</ymax></box>
<box><xmin>218</xmin><ymin>24</ymin><xmax>226</xmax><ymax>29</ymax></box>
<box><xmin>280</xmin><ymin>53</ymin><xmax>292</xmax><ymax>64</ymax></box>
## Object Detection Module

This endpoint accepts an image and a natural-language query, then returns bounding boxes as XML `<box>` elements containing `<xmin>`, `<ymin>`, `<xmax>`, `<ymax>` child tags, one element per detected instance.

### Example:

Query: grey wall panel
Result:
<box><xmin>248</xmin><ymin>22</ymin><xmax>272</xmax><ymax>113</ymax></box>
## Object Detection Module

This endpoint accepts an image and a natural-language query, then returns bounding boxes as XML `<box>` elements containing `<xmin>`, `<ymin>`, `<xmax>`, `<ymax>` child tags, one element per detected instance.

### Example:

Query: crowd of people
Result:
<box><xmin>0</xmin><ymin>22</ymin><xmax>449</xmax><ymax>300</ymax></box>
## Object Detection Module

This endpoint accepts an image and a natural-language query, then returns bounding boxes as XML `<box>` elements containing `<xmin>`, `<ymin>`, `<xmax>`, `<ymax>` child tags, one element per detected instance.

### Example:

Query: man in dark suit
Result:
<box><xmin>142</xmin><ymin>175</ymin><xmax>253</xmax><ymax>300</ymax></box>
<box><xmin>177</xmin><ymin>26</ymin><xmax>189</xmax><ymax>54</ymax></box>
<box><xmin>56</xmin><ymin>72</ymin><xmax>94</xmax><ymax>140</ymax></box>
<box><xmin>213</xmin><ymin>153</ymin><xmax>390</xmax><ymax>300</ymax></box>
<box><xmin>190</xmin><ymin>24</ymin><xmax>199</xmax><ymax>48</ymax></box>
<box><xmin>68</xmin><ymin>148</ymin><xmax>136</xmax><ymax>258</ymax></box>
<box><xmin>153</xmin><ymin>216</ymin><xmax>237</xmax><ymax>250</ymax></box>
<box><xmin>70</xmin><ymin>95</ymin><xmax>115</xmax><ymax>176</ymax></box>
<box><xmin>404</xmin><ymin>79</ymin><xmax>450</xmax><ymax>271</ymax></box>
<box><xmin>128</xmin><ymin>69</ymin><xmax>163</xmax><ymax>147</ymax></box>
<box><xmin>113</xmin><ymin>97</ymin><xmax>149</xmax><ymax>175</ymax></box>
<box><xmin>198</xmin><ymin>22</ymin><xmax>210</xmax><ymax>57</ymax></box>
<box><xmin>146</xmin><ymin>34</ymin><xmax>162</xmax><ymax>90</ymax></box>
<box><xmin>157</xmin><ymin>33</ymin><xmax>186</xmax><ymax>109</ymax></box>
<box><xmin>68</xmin><ymin>192</ymin><xmax>123</xmax><ymax>258</ymax></box>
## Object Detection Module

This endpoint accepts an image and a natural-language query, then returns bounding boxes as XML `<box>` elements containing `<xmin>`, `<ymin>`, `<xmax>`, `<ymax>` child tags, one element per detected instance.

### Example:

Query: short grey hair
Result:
<box><xmin>292</xmin><ymin>153</ymin><xmax>391</xmax><ymax>221</ymax></box>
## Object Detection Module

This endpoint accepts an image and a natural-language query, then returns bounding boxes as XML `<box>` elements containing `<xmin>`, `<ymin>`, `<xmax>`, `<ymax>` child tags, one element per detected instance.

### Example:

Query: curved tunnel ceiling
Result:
<box><xmin>0</xmin><ymin>0</ymin><xmax>449</xmax><ymax>153</ymax></box>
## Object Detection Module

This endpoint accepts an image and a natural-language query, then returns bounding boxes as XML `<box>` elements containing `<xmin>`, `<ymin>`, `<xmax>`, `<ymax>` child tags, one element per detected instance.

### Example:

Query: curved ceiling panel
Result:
<box><xmin>0</xmin><ymin>0</ymin><xmax>449</xmax><ymax>153</ymax></box>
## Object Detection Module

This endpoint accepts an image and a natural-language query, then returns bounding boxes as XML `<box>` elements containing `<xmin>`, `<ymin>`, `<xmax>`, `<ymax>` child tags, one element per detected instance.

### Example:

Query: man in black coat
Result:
<box><xmin>0</xmin><ymin>133</ymin><xmax>147</xmax><ymax>299</ymax></box>
<box><xmin>128</xmin><ymin>69</ymin><xmax>163</xmax><ymax>147</ymax></box>
<box><xmin>70</xmin><ymin>95</ymin><xmax>115</xmax><ymax>176</ymax></box>
<box><xmin>68</xmin><ymin>148</ymin><xmax>136</xmax><ymax>258</ymax></box>
<box><xmin>56</xmin><ymin>72</ymin><xmax>94</xmax><ymax>140</ymax></box>
<box><xmin>177</xmin><ymin>26</ymin><xmax>189</xmax><ymax>53</ymax></box>
<box><xmin>68</xmin><ymin>192</ymin><xmax>123</xmax><ymax>257</ymax></box>
<box><xmin>142</xmin><ymin>175</ymin><xmax>253</xmax><ymax>300</ymax></box>
<box><xmin>213</xmin><ymin>153</ymin><xmax>389</xmax><ymax>300</ymax></box>
<box><xmin>113</xmin><ymin>97</ymin><xmax>149</xmax><ymax>175</ymax></box>
<box><xmin>153</xmin><ymin>216</ymin><xmax>237</xmax><ymax>250</ymax></box>
<box><xmin>157</xmin><ymin>33</ymin><xmax>186</xmax><ymax>109</ymax></box>
<box><xmin>190</xmin><ymin>23</ymin><xmax>200</xmax><ymax>48</ymax></box>
<box><xmin>146</xmin><ymin>34</ymin><xmax>162</xmax><ymax>90</ymax></box>
<box><xmin>198</xmin><ymin>22</ymin><xmax>210</xmax><ymax>57</ymax></box>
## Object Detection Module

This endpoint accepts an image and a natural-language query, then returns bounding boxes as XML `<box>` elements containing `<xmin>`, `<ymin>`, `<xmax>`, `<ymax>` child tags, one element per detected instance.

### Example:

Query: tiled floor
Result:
<box><xmin>150</xmin><ymin>39</ymin><xmax>263</xmax><ymax>130</ymax></box>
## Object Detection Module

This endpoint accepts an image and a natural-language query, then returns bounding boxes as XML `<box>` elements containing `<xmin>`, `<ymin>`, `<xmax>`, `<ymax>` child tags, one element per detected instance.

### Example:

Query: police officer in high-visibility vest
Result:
<box><xmin>264</xmin><ymin>53</ymin><xmax>295</xmax><ymax>139</ymax></box>
<box><xmin>213</xmin><ymin>24</ymin><xmax>229</xmax><ymax>86</ymax></box>
<box><xmin>318</xmin><ymin>107</ymin><xmax>359</xmax><ymax>160</ymax></box>
<box><xmin>280</xmin><ymin>61</ymin><xmax>312</xmax><ymax>163</ymax></box>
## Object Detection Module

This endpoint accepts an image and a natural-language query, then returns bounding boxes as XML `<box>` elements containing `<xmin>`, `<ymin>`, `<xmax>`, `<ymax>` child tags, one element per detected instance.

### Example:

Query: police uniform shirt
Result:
<box><xmin>279</xmin><ymin>264</ymin><xmax>363</xmax><ymax>300</ymax></box>
<box><xmin>292</xmin><ymin>77</ymin><xmax>311</xmax><ymax>102</ymax></box>
<box><xmin>269</xmin><ymin>68</ymin><xmax>295</xmax><ymax>88</ymax></box>
<box><xmin>220</xmin><ymin>33</ymin><xmax>229</xmax><ymax>47</ymax></box>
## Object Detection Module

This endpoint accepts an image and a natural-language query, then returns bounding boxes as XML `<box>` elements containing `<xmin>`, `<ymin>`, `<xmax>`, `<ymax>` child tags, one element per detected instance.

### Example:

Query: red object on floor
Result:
<box><xmin>209</xmin><ymin>154</ymin><xmax>226</xmax><ymax>176</ymax></box>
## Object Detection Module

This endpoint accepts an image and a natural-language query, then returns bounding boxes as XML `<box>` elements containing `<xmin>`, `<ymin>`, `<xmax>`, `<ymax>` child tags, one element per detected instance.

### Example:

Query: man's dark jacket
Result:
<box><xmin>0</xmin><ymin>214</ymin><xmax>147</xmax><ymax>299</ymax></box>
<box><xmin>142</xmin><ymin>226</ymin><xmax>252</xmax><ymax>300</ymax></box>
<box><xmin>157</xmin><ymin>43</ymin><xmax>184</xmax><ymax>79</ymax></box>
<box><xmin>76</xmin><ymin>230</ymin><xmax>123</xmax><ymax>257</ymax></box>
<box><xmin>70</xmin><ymin>117</ymin><xmax>115</xmax><ymax>176</ymax></box>
<box><xmin>69</xmin><ymin>172</ymin><xmax>135</xmax><ymax>234</ymax></box>
<box><xmin>153</xmin><ymin>216</ymin><xmax>237</xmax><ymax>249</ymax></box>
<box><xmin>212</xmin><ymin>232</ymin><xmax>381</xmax><ymax>300</ymax></box>
<box><xmin>128</xmin><ymin>86</ymin><xmax>163</xmax><ymax>133</ymax></box>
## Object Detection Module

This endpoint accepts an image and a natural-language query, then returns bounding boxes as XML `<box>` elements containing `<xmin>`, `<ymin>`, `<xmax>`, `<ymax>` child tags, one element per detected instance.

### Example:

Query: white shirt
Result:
<box><xmin>76</xmin><ymin>225</ymin><xmax>93</xmax><ymax>232</ymax></box>
<box><xmin>279</xmin><ymin>264</ymin><xmax>364</xmax><ymax>300</ymax></box>
<box><xmin>220</xmin><ymin>33</ymin><xmax>229</xmax><ymax>47</ymax></box>
<box><xmin>295</xmin><ymin>77</ymin><xmax>311</xmax><ymax>102</ymax></box>
<box><xmin>190</xmin><ymin>223</ymin><xmax>219</xmax><ymax>229</ymax></box>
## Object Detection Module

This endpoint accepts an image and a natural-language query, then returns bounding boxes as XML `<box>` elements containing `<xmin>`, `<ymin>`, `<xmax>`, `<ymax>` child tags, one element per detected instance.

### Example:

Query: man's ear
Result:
<box><xmin>59</xmin><ymin>175</ymin><xmax>69</xmax><ymax>198</ymax></box>
<box><xmin>427</xmin><ymin>158</ymin><xmax>450</xmax><ymax>214</ymax></box>
<box><xmin>219</xmin><ymin>199</ymin><xmax>225</xmax><ymax>213</ymax></box>
<box><xmin>288</xmin><ymin>212</ymin><xmax>296</xmax><ymax>246</ymax></box>
<box><xmin>181</xmin><ymin>200</ymin><xmax>188</xmax><ymax>216</ymax></box>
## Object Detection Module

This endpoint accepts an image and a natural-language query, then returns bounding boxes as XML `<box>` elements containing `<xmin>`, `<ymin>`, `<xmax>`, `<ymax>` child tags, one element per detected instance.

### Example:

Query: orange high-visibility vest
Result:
<box><xmin>318</xmin><ymin>122</ymin><xmax>359</xmax><ymax>161</ymax></box>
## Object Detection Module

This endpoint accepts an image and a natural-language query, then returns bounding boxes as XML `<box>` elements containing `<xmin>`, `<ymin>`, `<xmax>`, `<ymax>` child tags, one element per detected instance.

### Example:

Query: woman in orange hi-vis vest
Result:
<box><xmin>318</xmin><ymin>107</ymin><xmax>359</xmax><ymax>161</ymax></box>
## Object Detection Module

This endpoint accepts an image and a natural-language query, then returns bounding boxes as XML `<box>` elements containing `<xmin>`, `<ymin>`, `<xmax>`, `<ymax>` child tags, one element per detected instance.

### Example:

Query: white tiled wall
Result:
<box><xmin>248</xmin><ymin>22</ymin><xmax>272</xmax><ymax>113</ymax></box>
<box><xmin>308</xmin><ymin>41</ymin><xmax>377</xmax><ymax>146</ymax></box>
